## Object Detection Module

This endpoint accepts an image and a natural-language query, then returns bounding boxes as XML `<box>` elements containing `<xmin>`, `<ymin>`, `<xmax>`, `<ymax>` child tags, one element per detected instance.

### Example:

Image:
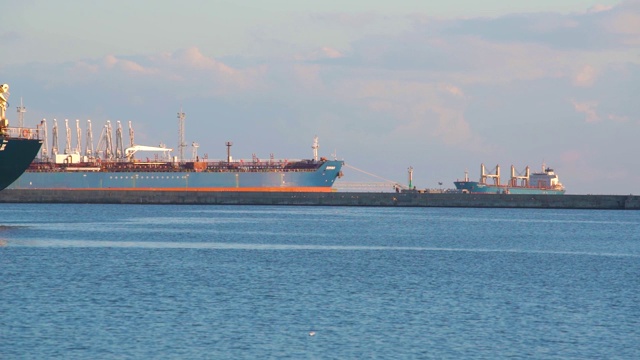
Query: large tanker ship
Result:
<box><xmin>8</xmin><ymin>117</ymin><xmax>343</xmax><ymax>192</ymax></box>
<box><xmin>0</xmin><ymin>84</ymin><xmax>43</xmax><ymax>190</ymax></box>
<box><xmin>454</xmin><ymin>163</ymin><xmax>565</xmax><ymax>195</ymax></box>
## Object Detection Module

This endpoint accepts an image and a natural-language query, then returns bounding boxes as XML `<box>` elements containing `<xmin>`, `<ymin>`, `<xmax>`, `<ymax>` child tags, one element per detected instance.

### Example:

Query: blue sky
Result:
<box><xmin>1</xmin><ymin>0</ymin><xmax>638</xmax><ymax>194</ymax></box>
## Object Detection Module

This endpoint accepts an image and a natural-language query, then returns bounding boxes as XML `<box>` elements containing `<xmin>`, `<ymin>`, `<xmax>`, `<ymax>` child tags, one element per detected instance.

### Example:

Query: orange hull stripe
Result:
<box><xmin>41</xmin><ymin>187</ymin><xmax>335</xmax><ymax>193</ymax></box>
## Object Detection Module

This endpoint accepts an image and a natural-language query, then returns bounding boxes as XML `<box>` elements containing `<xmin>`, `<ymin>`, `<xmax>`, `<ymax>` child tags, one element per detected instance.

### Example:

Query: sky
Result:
<box><xmin>1</xmin><ymin>0</ymin><xmax>638</xmax><ymax>194</ymax></box>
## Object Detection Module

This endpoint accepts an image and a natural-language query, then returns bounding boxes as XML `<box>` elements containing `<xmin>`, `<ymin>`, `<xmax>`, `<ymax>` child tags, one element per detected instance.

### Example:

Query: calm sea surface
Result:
<box><xmin>1</xmin><ymin>204</ymin><xmax>639</xmax><ymax>359</ymax></box>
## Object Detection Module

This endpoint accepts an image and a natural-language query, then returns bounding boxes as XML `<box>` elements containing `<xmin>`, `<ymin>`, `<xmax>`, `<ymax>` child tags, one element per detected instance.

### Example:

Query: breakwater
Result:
<box><xmin>1</xmin><ymin>189</ymin><xmax>639</xmax><ymax>209</ymax></box>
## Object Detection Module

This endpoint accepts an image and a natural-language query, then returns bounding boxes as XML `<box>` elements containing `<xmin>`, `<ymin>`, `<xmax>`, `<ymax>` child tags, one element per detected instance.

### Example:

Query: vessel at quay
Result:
<box><xmin>454</xmin><ymin>163</ymin><xmax>565</xmax><ymax>195</ymax></box>
<box><xmin>0</xmin><ymin>84</ymin><xmax>43</xmax><ymax>190</ymax></box>
<box><xmin>8</xmin><ymin>117</ymin><xmax>343</xmax><ymax>192</ymax></box>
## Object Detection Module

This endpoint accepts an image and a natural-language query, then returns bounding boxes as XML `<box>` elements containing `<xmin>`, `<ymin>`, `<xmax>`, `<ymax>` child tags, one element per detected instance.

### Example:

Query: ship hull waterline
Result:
<box><xmin>8</xmin><ymin>160</ymin><xmax>344</xmax><ymax>192</ymax></box>
<box><xmin>454</xmin><ymin>181</ymin><xmax>566</xmax><ymax>195</ymax></box>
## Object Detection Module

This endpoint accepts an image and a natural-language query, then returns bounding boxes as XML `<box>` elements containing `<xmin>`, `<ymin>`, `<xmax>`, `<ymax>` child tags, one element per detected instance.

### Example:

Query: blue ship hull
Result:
<box><xmin>454</xmin><ymin>181</ymin><xmax>566</xmax><ymax>195</ymax></box>
<box><xmin>9</xmin><ymin>160</ymin><xmax>344</xmax><ymax>192</ymax></box>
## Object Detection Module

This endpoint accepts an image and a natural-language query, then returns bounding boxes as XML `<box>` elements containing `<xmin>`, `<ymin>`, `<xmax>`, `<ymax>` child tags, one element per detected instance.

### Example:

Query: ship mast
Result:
<box><xmin>177</xmin><ymin>108</ymin><xmax>186</xmax><ymax>162</ymax></box>
<box><xmin>64</xmin><ymin>119</ymin><xmax>71</xmax><ymax>154</ymax></box>
<box><xmin>75</xmin><ymin>119</ymin><xmax>82</xmax><ymax>155</ymax></box>
<box><xmin>481</xmin><ymin>163</ymin><xmax>500</xmax><ymax>185</ymax></box>
<box><xmin>96</xmin><ymin>121</ymin><xmax>114</xmax><ymax>160</ymax></box>
<box><xmin>106</xmin><ymin>121</ymin><xmax>114</xmax><ymax>160</ymax></box>
<box><xmin>312</xmin><ymin>136</ymin><xmax>319</xmax><ymax>162</ymax></box>
<box><xmin>226</xmin><ymin>141</ymin><xmax>233</xmax><ymax>164</ymax></box>
<box><xmin>16</xmin><ymin>97</ymin><xmax>25</xmax><ymax>129</ymax></box>
<box><xmin>85</xmin><ymin>120</ymin><xmax>94</xmax><ymax>158</ymax></box>
<box><xmin>51</xmin><ymin>119</ymin><xmax>59</xmax><ymax>157</ymax></box>
<box><xmin>510</xmin><ymin>165</ymin><xmax>530</xmax><ymax>187</ymax></box>
<box><xmin>128</xmin><ymin>121</ymin><xmax>134</xmax><ymax>147</ymax></box>
<box><xmin>39</xmin><ymin>119</ymin><xmax>49</xmax><ymax>161</ymax></box>
<box><xmin>115</xmin><ymin>121</ymin><xmax>124</xmax><ymax>160</ymax></box>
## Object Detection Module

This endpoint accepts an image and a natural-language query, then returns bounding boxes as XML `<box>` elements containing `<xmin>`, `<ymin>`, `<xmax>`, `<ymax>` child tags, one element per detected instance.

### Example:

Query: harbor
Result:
<box><xmin>1</xmin><ymin>189</ymin><xmax>638</xmax><ymax>209</ymax></box>
<box><xmin>0</xmin><ymin>86</ymin><xmax>630</xmax><ymax>210</ymax></box>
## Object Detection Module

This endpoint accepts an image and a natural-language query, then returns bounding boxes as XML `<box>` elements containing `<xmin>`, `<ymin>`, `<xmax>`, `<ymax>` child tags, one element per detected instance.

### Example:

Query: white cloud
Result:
<box><xmin>587</xmin><ymin>4</ymin><xmax>613</xmax><ymax>13</ymax></box>
<box><xmin>441</xmin><ymin>84</ymin><xmax>465</xmax><ymax>97</ymax></box>
<box><xmin>103</xmin><ymin>55</ymin><xmax>156</xmax><ymax>75</ymax></box>
<box><xmin>295</xmin><ymin>46</ymin><xmax>345</xmax><ymax>61</ymax></box>
<box><xmin>292</xmin><ymin>64</ymin><xmax>324</xmax><ymax>91</ymax></box>
<box><xmin>573</xmin><ymin>65</ymin><xmax>597</xmax><ymax>87</ymax></box>
<box><xmin>325</xmin><ymin>77</ymin><xmax>484</xmax><ymax>148</ymax></box>
<box><xmin>602</xmin><ymin>12</ymin><xmax>640</xmax><ymax>45</ymax></box>
<box><xmin>166</xmin><ymin>47</ymin><xmax>238</xmax><ymax>75</ymax></box>
<box><xmin>441</xmin><ymin>1</ymin><xmax>640</xmax><ymax>50</ymax></box>
<box><xmin>607</xmin><ymin>113</ymin><xmax>630</xmax><ymax>122</ymax></box>
<box><xmin>571</xmin><ymin>99</ymin><xmax>600</xmax><ymax>122</ymax></box>
<box><xmin>320</xmin><ymin>46</ymin><xmax>344</xmax><ymax>59</ymax></box>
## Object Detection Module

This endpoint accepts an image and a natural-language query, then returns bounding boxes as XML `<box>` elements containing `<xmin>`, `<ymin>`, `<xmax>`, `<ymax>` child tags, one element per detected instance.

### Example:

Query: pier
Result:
<box><xmin>1</xmin><ymin>189</ymin><xmax>639</xmax><ymax>209</ymax></box>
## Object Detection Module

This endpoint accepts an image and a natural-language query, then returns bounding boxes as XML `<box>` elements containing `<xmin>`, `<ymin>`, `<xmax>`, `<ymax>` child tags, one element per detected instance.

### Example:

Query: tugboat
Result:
<box><xmin>0</xmin><ymin>83</ymin><xmax>43</xmax><ymax>190</ymax></box>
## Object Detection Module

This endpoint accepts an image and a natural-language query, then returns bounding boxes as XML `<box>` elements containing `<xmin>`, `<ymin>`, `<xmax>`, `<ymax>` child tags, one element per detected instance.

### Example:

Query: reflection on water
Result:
<box><xmin>6</xmin><ymin>238</ymin><xmax>640</xmax><ymax>258</ymax></box>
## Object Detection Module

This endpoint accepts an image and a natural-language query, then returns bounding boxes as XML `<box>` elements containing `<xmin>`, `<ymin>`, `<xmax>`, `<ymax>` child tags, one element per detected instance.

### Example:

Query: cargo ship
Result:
<box><xmin>454</xmin><ymin>163</ymin><xmax>565</xmax><ymax>195</ymax></box>
<box><xmin>0</xmin><ymin>84</ymin><xmax>43</xmax><ymax>190</ymax></box>
<box><xmin>8</xmin><ymin>117</ymin><xmax>343</xmax><ymax>192</ymax></box>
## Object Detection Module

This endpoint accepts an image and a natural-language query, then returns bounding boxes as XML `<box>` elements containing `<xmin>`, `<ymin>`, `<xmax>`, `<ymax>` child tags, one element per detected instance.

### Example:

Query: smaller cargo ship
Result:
<box><xmin>454</xmin><ymin>163</ymin><xmax>565</xmax><ymax>195</ymax></box>
<box><xmin>0</xmin><ymin>83</ymin><xmax>43</xmax><ymax>190</ymax></box>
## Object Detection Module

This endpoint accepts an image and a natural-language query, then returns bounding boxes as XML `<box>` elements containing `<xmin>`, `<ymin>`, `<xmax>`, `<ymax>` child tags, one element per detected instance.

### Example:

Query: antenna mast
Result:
<box><xmin>16</xmin><ymin>98</ymin><xmax>26</xmax><ymax>129</ymax></box>
<box><xmin>177</xmin><ymin>108</ymin><xmax>186</xmax><ymax>162</ymax></box>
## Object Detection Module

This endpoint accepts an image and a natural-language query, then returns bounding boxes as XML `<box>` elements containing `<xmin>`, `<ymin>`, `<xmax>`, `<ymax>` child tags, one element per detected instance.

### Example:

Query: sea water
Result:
<box><xmin>1</xmin><ymin>204</ymin><xmax>639</xmax><ymax>359</ymax></box>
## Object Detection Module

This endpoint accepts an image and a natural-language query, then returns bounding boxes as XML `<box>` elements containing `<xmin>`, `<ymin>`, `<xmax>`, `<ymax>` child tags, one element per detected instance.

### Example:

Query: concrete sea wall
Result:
<box><xmin>1</xmin><ymin>189</ymin><xmax>639</xmax><ymax>209</ymax></box>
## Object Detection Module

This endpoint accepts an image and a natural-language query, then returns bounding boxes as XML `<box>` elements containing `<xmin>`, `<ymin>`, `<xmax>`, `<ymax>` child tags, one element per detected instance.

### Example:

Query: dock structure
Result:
<box><xmin>1</xmin><ymin>189</ymin><xmax>639</xmax><ymax>210</ymax></box>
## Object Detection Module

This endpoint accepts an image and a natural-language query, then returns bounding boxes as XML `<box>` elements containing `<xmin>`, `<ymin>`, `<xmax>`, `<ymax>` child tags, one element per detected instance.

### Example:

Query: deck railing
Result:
<box><xmin>3</xmin><ymin>126</ymin><xmax>42</xmax><ymax>140</ymax></box>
